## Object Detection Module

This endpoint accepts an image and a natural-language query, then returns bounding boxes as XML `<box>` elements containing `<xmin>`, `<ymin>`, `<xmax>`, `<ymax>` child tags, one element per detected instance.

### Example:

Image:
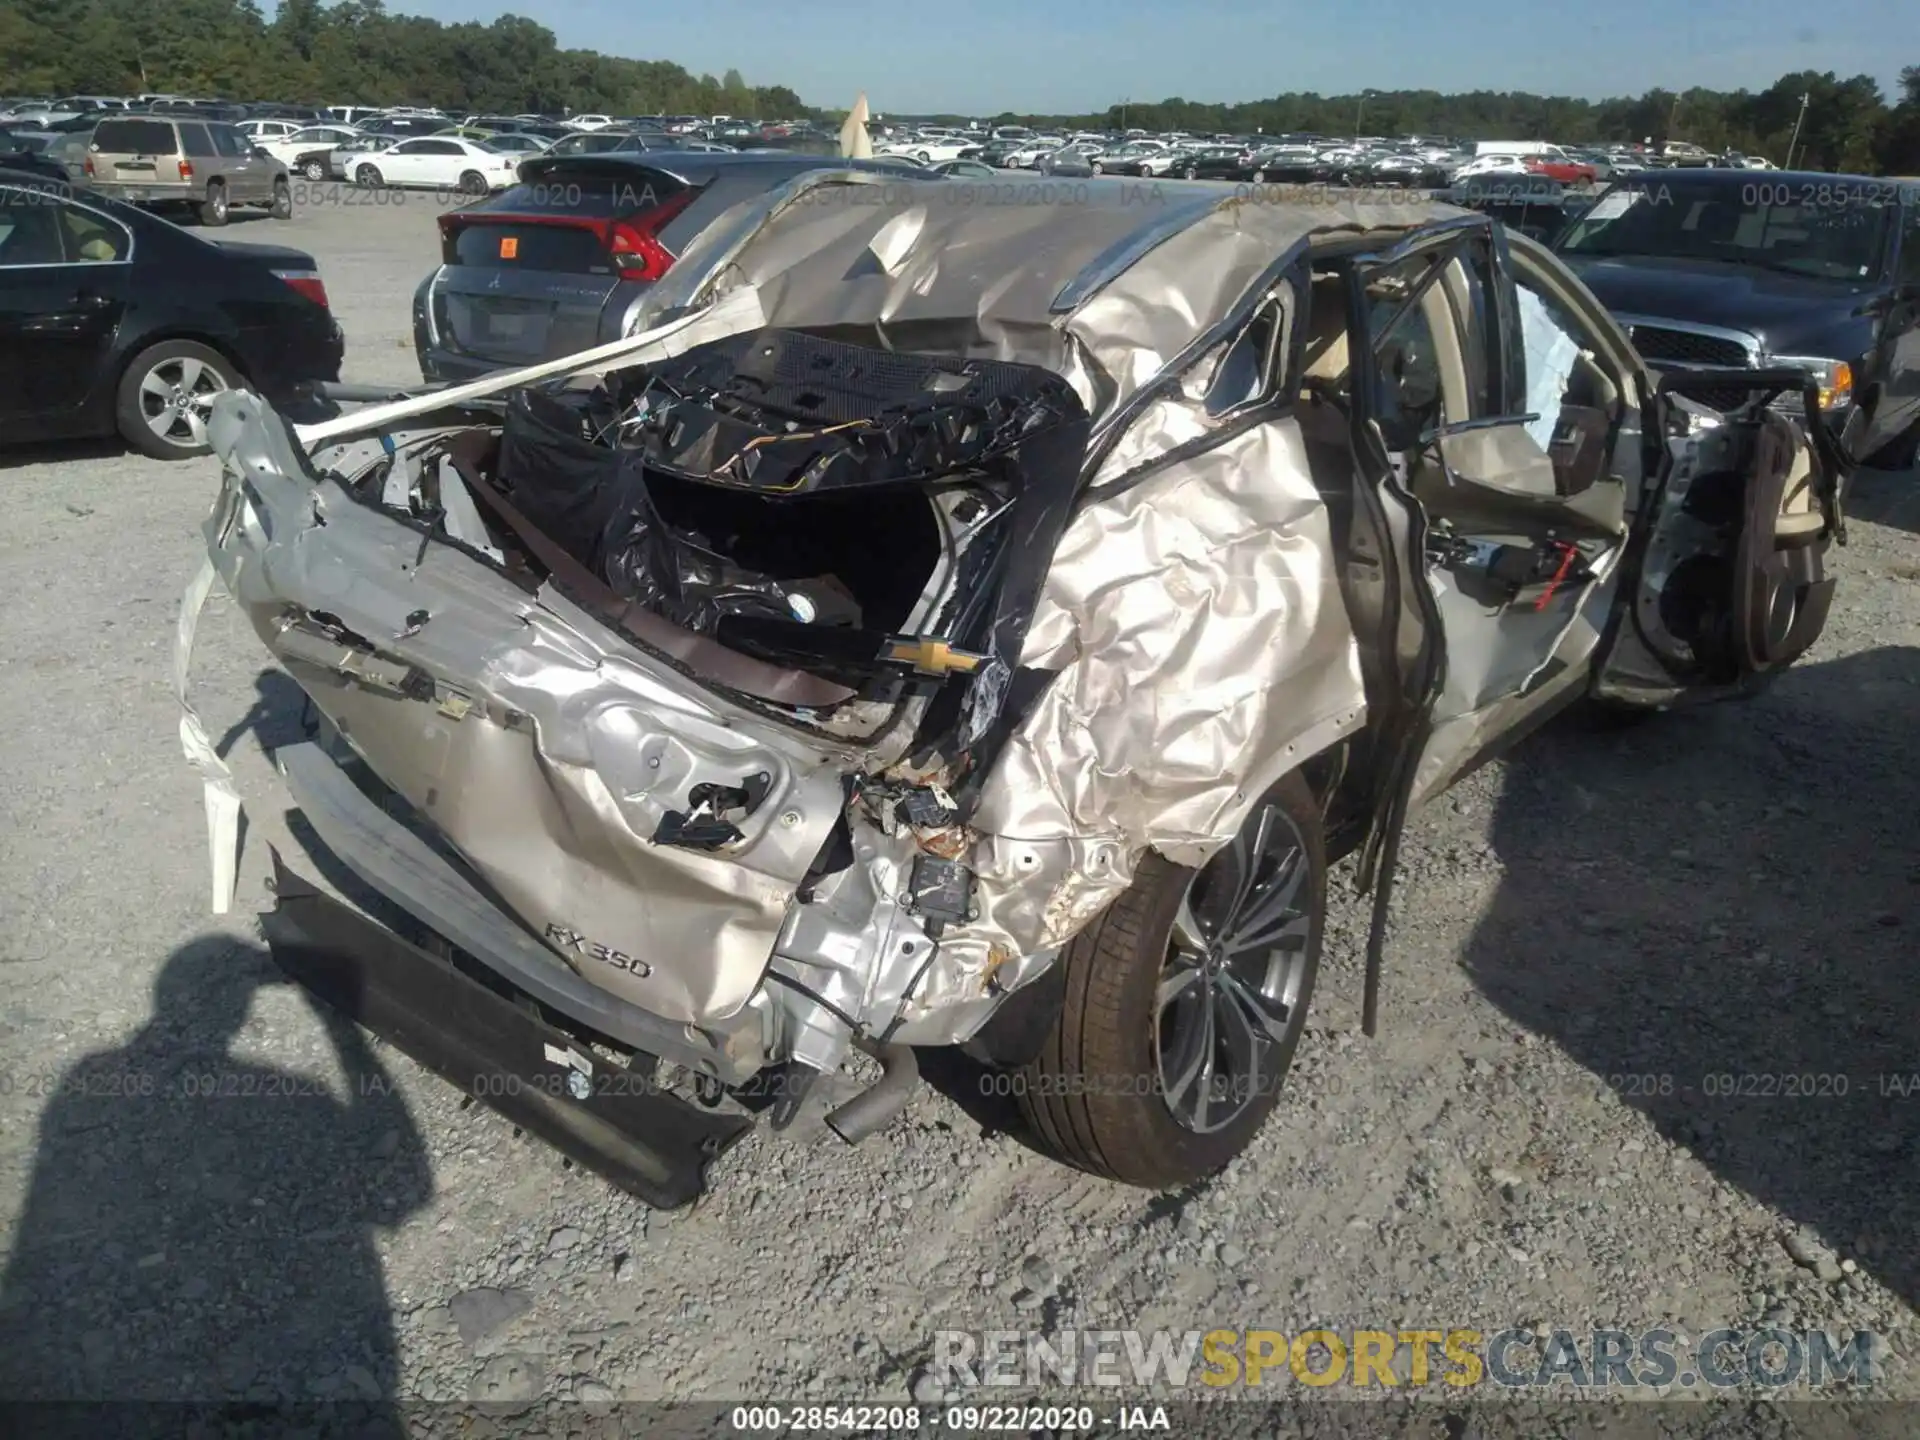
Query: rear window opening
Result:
<box><xmin>360</xmin><ymin>331</ymin><xmax>1091</xmax><ymax>751</ymax></box>
<box><xmin>483</xmin><ymin>383</ymin><xmax>966</xmax><ymax>703</ymax></box>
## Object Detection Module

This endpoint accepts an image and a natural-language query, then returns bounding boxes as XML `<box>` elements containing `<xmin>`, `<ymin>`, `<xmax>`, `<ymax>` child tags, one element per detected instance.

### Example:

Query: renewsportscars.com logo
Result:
<box><xmin>930</xmin><ymin>1327</ymin><xmax>1886</xmax><ymax>1390</ymax></box>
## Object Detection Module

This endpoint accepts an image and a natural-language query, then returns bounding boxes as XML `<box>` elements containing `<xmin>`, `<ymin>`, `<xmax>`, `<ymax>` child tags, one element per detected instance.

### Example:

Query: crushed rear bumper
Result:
<box><xmin>260</xmin><ymin>851</ymin><xmax>753</xmax><ymax>1209</ymax></box>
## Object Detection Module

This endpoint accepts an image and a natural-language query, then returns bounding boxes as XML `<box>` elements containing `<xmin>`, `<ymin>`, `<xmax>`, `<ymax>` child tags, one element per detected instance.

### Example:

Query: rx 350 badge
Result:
<box><xmin>545</xmin><ymin>923</ymin><xmax>653</xmax><ymax>979</ymax></box>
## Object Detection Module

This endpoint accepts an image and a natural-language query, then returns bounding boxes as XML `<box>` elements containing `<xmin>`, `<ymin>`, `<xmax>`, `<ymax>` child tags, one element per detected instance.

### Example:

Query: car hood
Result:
<box><xmin>1558</xmin><ymin>253</ymin><xmax>1873</xmax><ymax>347</ymax></box>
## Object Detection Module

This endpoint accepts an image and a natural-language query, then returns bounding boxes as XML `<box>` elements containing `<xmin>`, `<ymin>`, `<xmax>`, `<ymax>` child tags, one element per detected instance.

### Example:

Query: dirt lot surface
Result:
<box><xmin>2</xmin><ymin>189</ymin><xmax>1919</xmax><ymax>1420</ymax></box>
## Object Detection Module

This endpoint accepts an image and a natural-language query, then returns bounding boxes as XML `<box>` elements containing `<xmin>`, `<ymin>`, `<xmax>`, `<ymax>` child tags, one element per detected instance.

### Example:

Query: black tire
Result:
<box><xmin>355</xmin><ymin>163</ymin><xmax>383</xmax><ymax>188</ymax></box>
<box><xmin>1017</xmin><ymin>771</ymin><xmax>1325</xmax><ymax>1189</ymax></box>
<box><xmin>197</xmin><ymin>180</ymin><xmax>229</xmax><ymax>226</ymax></box>
<box><xmin>269</xmin><ymin>176</ymin><xmax>292</xmax><ymax>219</ymax></box>
<box><xmin>114</xmin><ymin>339</ymin><xmax>241</xmax><ymax>459</ymax></box>
<box><xmin>1250</xmin><ymin>169</ymin><xmax>1265</xmax><ymax>184</ymax></box>
<box><xmin>1182</xmin><ymin>164</ymin><xmax>1197</xmax><ymax>180</ymax></box>
<box><xmin>457</xmin><ymin>169</ymin><xmax>488</xmax><ymax>196</ymax></box>
<box><xmin>1090</xmin><ymin>162</ymin><xmax>1104</xmax><ymax>175</ymax></box>
<box><xmin>302</xmin><ymin>157</ymin><xmax>327</xmax><ymax>182</ymax></box>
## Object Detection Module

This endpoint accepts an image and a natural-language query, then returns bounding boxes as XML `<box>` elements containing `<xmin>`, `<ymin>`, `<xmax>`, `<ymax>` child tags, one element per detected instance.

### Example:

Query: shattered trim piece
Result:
<box><xmin>174</xmin><ymin>555</ymin><xmax>242</xmax><ymax>914</ymax></box>
<box><xmin>292</xmin><ymin>286</ymin><xmax>770</xmax><ymax>447</ymax></box>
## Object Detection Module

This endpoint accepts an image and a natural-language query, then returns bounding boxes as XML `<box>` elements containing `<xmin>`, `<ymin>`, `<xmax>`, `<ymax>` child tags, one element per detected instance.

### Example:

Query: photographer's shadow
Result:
<box><xmin>0</xmin><ymin>937</ymin><xmax>433</xmax><ymax>1416</ymax></box>
<box><xmin>1462</xmin><ymin>644</ymin><xmax>1920</xmax><ymax>1309</ymax></box>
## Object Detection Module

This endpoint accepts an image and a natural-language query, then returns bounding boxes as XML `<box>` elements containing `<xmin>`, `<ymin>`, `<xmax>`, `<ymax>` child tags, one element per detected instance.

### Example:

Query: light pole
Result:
<box><xmin>1355</xmin><ymin>88</ymin><xmax>1377</xmax><ymax>138</ymax></box>
<box><xmin>1784</xmin><ymin>91</ymin><xmax>1811</xmax><ymax>169</ymax></box>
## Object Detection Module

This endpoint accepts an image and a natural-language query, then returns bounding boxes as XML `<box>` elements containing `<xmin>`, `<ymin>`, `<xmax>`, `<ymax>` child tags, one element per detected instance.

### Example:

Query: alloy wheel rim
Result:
<box><xmin>1154</xmin><ymin>800</ymin><xmax>1312</xmax><ymax>1134</ymax></box>
<box><xmin>140</xmin><ymin>356</ymin><xmax>227</xmax><ymax>447</ymax></box>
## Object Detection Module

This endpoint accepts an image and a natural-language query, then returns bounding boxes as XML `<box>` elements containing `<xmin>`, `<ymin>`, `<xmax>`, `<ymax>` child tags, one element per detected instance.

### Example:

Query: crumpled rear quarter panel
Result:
<box><xmin>206</xmin><ymin>398</ymin><xmax>857</xmax><ymax>1027</ymax></box>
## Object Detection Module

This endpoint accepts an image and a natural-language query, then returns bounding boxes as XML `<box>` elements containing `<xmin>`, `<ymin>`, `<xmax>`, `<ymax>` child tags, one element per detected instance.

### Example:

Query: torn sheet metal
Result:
<box><xmin>966</xmin><ymin>404</ymin><xmax>1366</xmax><ymax>944</ymax></box>
<box><xmin>643</xmin><ymin>176</ymin><xmax>1463</xmax><ymax>419</ymax></box>
<box><xmin>201</xmin><ymin>392</ymin><xmax>863</xmax><ymax>1026</ymax></box>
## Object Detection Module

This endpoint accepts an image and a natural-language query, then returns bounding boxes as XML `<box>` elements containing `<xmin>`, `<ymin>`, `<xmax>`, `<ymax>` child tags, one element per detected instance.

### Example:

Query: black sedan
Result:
<box><xmin>1164</xmin><ymin>146</ymin><xmax>1258</xmax><ymax>181</ymax></box>
<box><xmin>0</xmin><ymin>169</ymin><xmax>344</xmax><ymax>458</ymax></box>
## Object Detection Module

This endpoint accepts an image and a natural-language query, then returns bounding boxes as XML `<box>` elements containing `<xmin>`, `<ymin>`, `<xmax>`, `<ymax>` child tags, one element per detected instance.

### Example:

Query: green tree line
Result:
<box><xmin>0</xmin><ymin>0</ymin><xmax>807</xmax><ymax>119</ymax></box>
<box><xmin>965</xmin><ymin>66</ymin><xmax>1920</xmax><ymax>174</ymax></box>
<box><xmin>2</xmin><ymin>0</ymin><xmax>1916</xmax><ymax>175</ymax></box>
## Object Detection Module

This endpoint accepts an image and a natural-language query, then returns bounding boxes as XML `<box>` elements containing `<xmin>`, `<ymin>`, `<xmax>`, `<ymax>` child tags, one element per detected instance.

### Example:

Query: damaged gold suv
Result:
<box><xmin>179</xmin><ymin>176</ymin><xmax>1846</xmax><ymax>1205</ymax></box>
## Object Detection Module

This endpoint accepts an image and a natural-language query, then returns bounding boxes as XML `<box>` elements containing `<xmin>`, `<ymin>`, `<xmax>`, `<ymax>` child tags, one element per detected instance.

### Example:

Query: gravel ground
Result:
<box><xmin>1</xmin><ymin>190</ymin><xmax>1919</xmax><ymax>1420</ymax></box>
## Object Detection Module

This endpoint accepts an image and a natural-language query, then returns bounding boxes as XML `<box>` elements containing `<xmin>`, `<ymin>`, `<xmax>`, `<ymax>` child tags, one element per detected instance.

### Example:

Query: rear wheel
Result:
<box><xmin>457</xmin><ymin>169</ymin><xmax>488</xmax><ymax>196</ymax></box>
<box><xmin>197</xmin><ymin>180</ymin><xmax>229</xmax><ymax>226</ymax></box>
<box><xmin>1090</xmin><ymin>161</ymin><xmax>1104</xmax><ymax>175</ymax></box>
<box><xmin>115</xmin><ymin>340</ymin><xmax>239</xmax><ymax>459</ymax></box>
<box><xmin>1017</xmin><ymin>771</ymin><xmax>1324</xmax><ymax>1188</ymax></box>
<box><xmin>269</xmin><ymin>176</ymin><xmax>292</xmax><ymax>219</ymax></box>
<box><xmin>1250</xmin><ymin>169</ymin><xmax>1265</xmax><ymax>184</ymax></box>
<box><xmin>1182</xmin><ymin>163</ymin><xmax>1198</xmax><ymax>179</ymax></box>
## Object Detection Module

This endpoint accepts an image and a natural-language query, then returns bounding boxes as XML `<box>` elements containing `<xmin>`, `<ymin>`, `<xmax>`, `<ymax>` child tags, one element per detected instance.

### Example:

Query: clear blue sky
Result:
<box><xmin>351</xmin><ymin>0</ymin><xmax>1913</xmax><ymax>113</ymax></box>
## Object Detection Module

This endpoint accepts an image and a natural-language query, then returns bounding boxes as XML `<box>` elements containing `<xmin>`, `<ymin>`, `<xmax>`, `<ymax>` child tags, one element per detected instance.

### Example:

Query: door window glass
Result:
<box><xmin>59</xmin><ymin>204</ymin><xmax>131</xmax><ymax>262</ymax></box>
<box><xmin>0</xmin><ymin>190</ymin><xmax>66</xmax><ymax>265</ymax></box>
<box><xmin>1363</xmin><ymin>255</ymin><xmax>1451</xmax><ymax>449</ymax></box>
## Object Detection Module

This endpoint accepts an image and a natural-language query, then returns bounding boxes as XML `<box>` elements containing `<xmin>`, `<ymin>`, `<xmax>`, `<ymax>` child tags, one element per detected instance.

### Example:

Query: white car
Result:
<box><xmin>1448</xmin><ymin>152</ymin><xmax>1532</xmax><ymax>182</ymax></box>
<box><xmin>237</xmin><ymin>118</ymin><xmax>303</xmax><ymax>142</ymax></box>
<box><xmin>347</xmin><ymin>136</ymin><xmax>522</xmax><ymax>193</ymax></box>
<box><xmin>261</xmin><ymin>125</ymin><xmax>365</xmax><ymax>179</ymax></box>
<box><xmin>880</xmin><ymin>135</ymin><xmax>977</xmax><ymax>164</ymax></box>
<box><xmin>565</xmin><ymin>114</ymin><xmax>619</xmax><ymax>131</ymax></box>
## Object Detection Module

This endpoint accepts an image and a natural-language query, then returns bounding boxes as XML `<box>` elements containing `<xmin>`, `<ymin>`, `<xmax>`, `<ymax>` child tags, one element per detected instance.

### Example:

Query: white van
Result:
<box><xmin>1474</xmin><ymin>140</ymin><xmax>1568</xmax><ymax>160</ymax></box>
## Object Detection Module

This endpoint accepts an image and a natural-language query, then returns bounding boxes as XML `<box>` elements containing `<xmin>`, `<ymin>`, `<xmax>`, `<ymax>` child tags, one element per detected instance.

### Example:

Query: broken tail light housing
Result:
<box><xmin>272</xmin><ymin>268</ymin><xmax>330</xmax><ymax>309</ymax></box>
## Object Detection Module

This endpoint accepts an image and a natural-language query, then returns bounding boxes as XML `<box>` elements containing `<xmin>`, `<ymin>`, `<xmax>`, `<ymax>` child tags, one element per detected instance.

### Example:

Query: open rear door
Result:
<box><xmin>1595</xmin><ymin>368</ymin><xmax>1846</xmax><ymax>707</ymax></box>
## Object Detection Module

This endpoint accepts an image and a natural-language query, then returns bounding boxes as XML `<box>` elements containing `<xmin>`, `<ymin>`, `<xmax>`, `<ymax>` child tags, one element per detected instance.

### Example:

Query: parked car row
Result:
<box><xmin>872</xmin><ymin>122</ymin><xmax>1791</xmax><ymax>193</ymax></box>
<box><xmin>6</xmin><ymin>116</ymin><xmax>1914</xmax><ymax>498</ymax></box>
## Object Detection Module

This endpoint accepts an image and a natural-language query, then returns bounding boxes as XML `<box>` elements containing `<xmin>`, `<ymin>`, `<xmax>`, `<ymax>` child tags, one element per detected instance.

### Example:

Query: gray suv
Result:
<box><xmin>412</xmin><ymin>151</ymin><xmax>927</xmax><ymax>380</ymax></box>
<box><xmin>84</xmin><ymin>115</ymin><xmax>292</xmax><ymax>225</ymax></box>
